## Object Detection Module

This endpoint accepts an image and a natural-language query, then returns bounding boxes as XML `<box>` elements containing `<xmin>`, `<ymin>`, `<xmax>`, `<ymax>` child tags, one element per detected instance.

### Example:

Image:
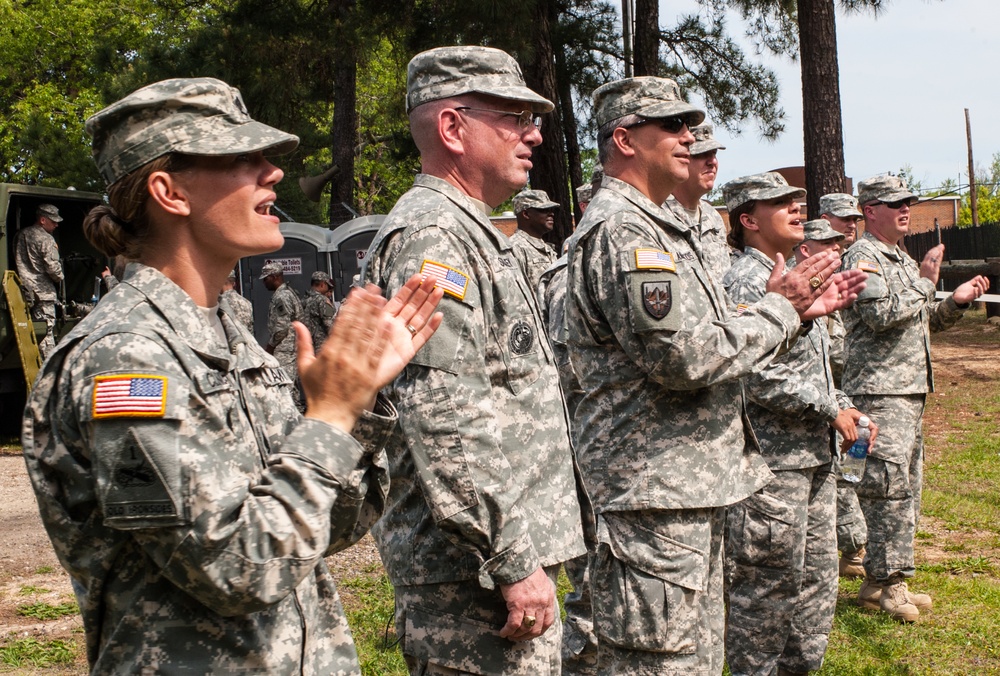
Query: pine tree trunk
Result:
<box><xmin>633</xmin><ymin>0</ymin><xmax>660</xmax><ymax>76</ymax></box>
<box><xmin>798</xmin><ymin>0</ymin><xmax>847</xmax><ymax>217</ymax></box>
<box><xmin>328</xmin><ymin>0</ymin><xmax>358</xmax><ymax>227</ymax></box>
<box><xmin>555</xmin><ymin>41</ymin><xmax>584</xmax><ymax>226</ymax></box>
<box><xmin>523</xmin><ymin>0</ymin><xmax>573</xmax><ymax>247</ymax></box>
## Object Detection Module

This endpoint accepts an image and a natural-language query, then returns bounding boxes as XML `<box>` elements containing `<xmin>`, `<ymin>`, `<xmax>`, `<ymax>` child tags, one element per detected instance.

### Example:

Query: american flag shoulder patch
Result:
<box><xmin>857</xmin><ymin>259</ymin><xmax>881</xmax><ymax>274</ymax></box>
<box><xmin>92</xmin><ymin>374</ymin><xmax>168</xmax><ymax>419</ymax></box>
<box><xmin>420</xmin><ymin>259</ymin><xmax>470</xmax><ymax>300</ymax></box>
<box><xmin>634</xmin><ymin>248</ymin><xmax>677</xmax><ymax>271</ymax></box>
<box><xmin>736</xmin><ymin>303</ymin><xmax>750</xmax><ymax>316</ymax></box>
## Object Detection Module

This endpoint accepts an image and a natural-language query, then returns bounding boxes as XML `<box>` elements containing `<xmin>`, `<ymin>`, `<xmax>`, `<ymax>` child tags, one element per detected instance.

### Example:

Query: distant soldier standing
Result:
<box><xmin>262</xmin><ymin>261</ymin><xmax>303</xmax><ymax>408</ymax></box>
<box><xmin>664</xmin><ymin>122</ymin><xmax>732</xmax><ymax>278</ymax></box>
<box><xmin>843</xmin><ymin>174</ymin><xmax>989</xmax><ymax>621</ymax></box>
<box><xmin>303</xmin><ymin>270</ymin><xmax>338</xmax><ymax>352</ymax></box>
<box><xmin>819</xmin><ymin>191</ymin><xmax>870</xmax><ymax>579</ymax></box>
<box><xmin>14</xmin><ymin>204</ymin><xmax>64</xmax><ymax>358</ymax></box>
<box><xmin>511</xmin><ymin>188</ymin><xmax>560</xmax><ymax>286</ymax></box>
<box><xmin>220</xmin><ymin>269</ymin><xmax>254</xmax><ymax>332</ymax></box>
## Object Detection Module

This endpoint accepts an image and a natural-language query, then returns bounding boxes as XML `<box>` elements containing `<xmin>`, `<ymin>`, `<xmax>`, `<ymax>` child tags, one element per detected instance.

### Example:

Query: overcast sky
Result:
<box><xmin>656</xmin><ymin>0</ymin><xmax>998</xmax><ymax>194</ymax></box>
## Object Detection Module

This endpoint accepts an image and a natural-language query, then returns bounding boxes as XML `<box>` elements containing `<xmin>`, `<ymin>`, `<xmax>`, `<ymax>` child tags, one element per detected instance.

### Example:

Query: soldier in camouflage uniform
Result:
<box><xmin>537</xmin><ymin>256</ymin><xmax>598</xmax><ymax>675</ymax></box>
<box><xmin>721</xmin><ymin>188</ymin><xmax>872</xmax><ymax>675</ymax></box>
<box><xmin>818</xmin><ymin>192</ymin><xmax>869</xmax><ymax>579</ymax></box>
<box><xmin>362</xmin><ymin>46</ymin><xmax>589</xmax><ymax>675</ymax></box>
<box><xmin>14</xmin><ymin>204</ymin><xmax>64</xmax><ymax>359</ymax></box>
<box><xmin>576</xmin><ymin>183</ymin><xmax>592</xmax><ymax>213</ymax></box>
<box><xmin>303</xmin><ymin>270</ymin><xmax>338</xmax><ymax>353</ymax></box>
<box><xmin>664</xmin><ymin>123</ymin><xmax>733</xmax><ymax>278</ymax></box>
<box><xmin>262</xmin><ymin>261</ymin><xmax>304</xmax><ymax>409</ymax></box>
<box><xmin>511</xmin><ymin>188</ymin><xmax>560</xmax><ymax>287</ymax></box>
<box><xmin>22</xmin><ymin>76</ymin><xmax>443</xmax><ymax>674</ymax></box>
<box><xmin>843</xmin><ymin>174</ymin><xmax>989</xmax><ymax>621</ymax></box>
<box><xmin>220</xmin><ymin>268</ymin><xmax>254</xmax><ymax>332</ymax></box>
<box><xmin>563</xmin><ymin>78</ymin><xmax>868</xmax><ymax>675</ymax></box>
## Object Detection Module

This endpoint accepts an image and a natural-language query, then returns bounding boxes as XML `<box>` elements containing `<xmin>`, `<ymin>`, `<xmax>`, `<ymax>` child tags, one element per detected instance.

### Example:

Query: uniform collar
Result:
<box><xmin>413</xmin><ymin>173</ymin><xmax>512</xmax><ymax>250</ymax></box>
<box><xmin>602</xmin><ymin>175</ymin><xmax>689</xmax><ymax>234</ymax></box>
<box><xmin>862</xmin><ymin>230</ymin><xmax>904</xmax><ymax>260</ymax></box>
<box><xmin>121</xmin><ymin>263</ymin><xmax>234</xmax><ymax>368</ymax></box>
<box><xmin>741</xmin><ymin>246</ymin><xmax>776</xmax><ymax>271</ymax></box>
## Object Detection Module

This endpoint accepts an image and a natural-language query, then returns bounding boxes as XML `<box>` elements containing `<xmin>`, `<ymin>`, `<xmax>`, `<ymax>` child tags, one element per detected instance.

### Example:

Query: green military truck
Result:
<box><xmin>0</xmin><ymin>183</ymin><xmax>106</xmax><ymax>431</ymax></box>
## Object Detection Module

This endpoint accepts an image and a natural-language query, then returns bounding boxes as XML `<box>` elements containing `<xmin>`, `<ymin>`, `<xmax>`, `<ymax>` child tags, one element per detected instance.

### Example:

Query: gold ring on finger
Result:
<box><xmin>809</xmin><ymin>275</ymin><xmax>823</xmax><ymax>289</ymax></box>
<box><xmin>524</xmin><ymin>615</ymin><xmax>536</xmax><ymax>628</ymax></box>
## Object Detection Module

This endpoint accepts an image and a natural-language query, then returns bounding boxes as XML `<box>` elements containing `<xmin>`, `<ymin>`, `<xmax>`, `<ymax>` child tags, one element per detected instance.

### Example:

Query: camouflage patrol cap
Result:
<box><xmin>259</xmin><ymin>261</ymin><xmax>283</xmax><ymax>279</ymax></box>
<box><xmin>576</xmin><ymin>183</ymin><xmax>592</xmax><ymax>203</ymax></box>
<box><xmin>406</xmin><ymin>46</ymin><xmax>554</xmax><ymax>114</ymax></box>
<box><xmin>593</xmin><ymin>77</ymin><xmax>705</xmax><ymax>128</ymax></box>
<box><xmin>227</xmin><ymin>269</ymin><xmax>238</xmax><ymax>282</ymax></box>
<box><xmin>86</xmin><ymin>77</ymin><xmax>299</xmax><ymax>186</ymax></box>
<box><xmin>590</xmin><ymin>164</ymin><xmax>604</xmax><ymax>196</ymax></box>
<box><xmin>722</xmin><ymin>172</ymin><xmax>806</xmax><ymax>212</ymax></box>
<box><xmin>36</xmin><ymin>204</ymin><xmax>63</xmax><ymax>222</ymax></box>
<box><xmin>801</xmin><ymin>218</ymin><xmax>845</xmax><ymax>243</ymax></box>
<box><xmin>689</xmin><ymin>123</ymin><xmax>726</xmax><ymax>156</ymax></box>
<box><xmin>819</xmin><ymin>193</ymin><xmax>863</xmax><ymax>218</ymax></box>
<box><xmin>513</xmin><ymin>189</ymin><xmax>559</xmax><ymax>213</ymax></box>
<box><xmin>857</xmin><ymin>174</ymin><xmax>918</xmax><ymax>206</ymax></box>
<box><xmin>311</xmin><ymin>270</ymin><xmax>332</xmax><ymax>284</ymax></box>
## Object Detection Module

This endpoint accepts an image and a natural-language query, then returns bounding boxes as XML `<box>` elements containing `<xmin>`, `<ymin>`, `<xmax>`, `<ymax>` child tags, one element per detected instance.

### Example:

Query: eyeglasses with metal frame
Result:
<box><xmin>454</xmin><ymin>107</ymin><xmax>543</xmax><ymax>130</ymax></box>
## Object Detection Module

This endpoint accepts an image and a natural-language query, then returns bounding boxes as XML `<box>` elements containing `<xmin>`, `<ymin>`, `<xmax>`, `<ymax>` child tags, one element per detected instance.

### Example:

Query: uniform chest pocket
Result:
<box><xmin>491</xmin><ymin>313</ymin><xmax>543</xmax><ymax>395</ymax></box>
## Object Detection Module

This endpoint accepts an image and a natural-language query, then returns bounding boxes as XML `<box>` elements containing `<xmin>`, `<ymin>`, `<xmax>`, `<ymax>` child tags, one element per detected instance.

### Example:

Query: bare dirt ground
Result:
<box><xmin>2</xmin><ymin>313</ymin><xmax>998</xmax><ymax>674</ymax></box>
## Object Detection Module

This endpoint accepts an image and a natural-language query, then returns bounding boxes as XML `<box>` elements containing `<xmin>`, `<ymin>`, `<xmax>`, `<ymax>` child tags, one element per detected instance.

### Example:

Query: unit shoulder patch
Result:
<box><xmin>92</xmin><ymin>374</ymin><xmax>167</xmax><ymax>419</ymax></box>
<box><xmin>420</xmin><ymin>259</ymin><xmax>470</xmax><ymax>300</ymax></box>
<box><xmin>634</xmin><ymin>248</ymin><xmax>677</xmax><ymax>271</ymax></box>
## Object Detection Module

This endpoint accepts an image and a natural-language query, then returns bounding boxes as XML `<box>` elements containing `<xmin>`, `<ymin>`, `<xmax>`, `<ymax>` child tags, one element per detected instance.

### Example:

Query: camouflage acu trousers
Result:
<box><xmin>591</xmin><ymin>508</ymin><xmax>726</xmax><ymax>675</ymax></box>
<box><xmin>725</xmin><ymin>465</ymin><xmax>837</xmax><ymax>676</ymax></box>
<box><xmin>31</xmin><ymin>301</ymin><xmax>56</xmax><ymax>360</ymax></box>
<box><xmin>851</xmin><ymin>394</ymin><xmax>926</xmax><ymax>582</ymax></box>
<box><xmin>835</xmin><ymin>479</ymin><xmax>867</xmax><ymax>554</ymax></box>
<box><xmin>394</xmin><ymin>566</ymin><xmax>562</xmax><ymax>675</ymax></box>
<box><xmin>562</xmin><ymin>553</ymin><xmax>598</xmax><ymax>675</ymax></box>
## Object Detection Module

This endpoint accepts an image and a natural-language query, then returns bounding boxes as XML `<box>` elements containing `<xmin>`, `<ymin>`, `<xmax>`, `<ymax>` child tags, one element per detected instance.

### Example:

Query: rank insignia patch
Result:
<box><xmin>635</xmin><ymin>248</ymin><xmax>677</xmax><ymax>271</ymax></box>
<box><xmin>857</xmin><ymin>260</ymin><xmax>881</xmax><ymax>274</ymax></box>
<box><xmin>642</xmin><ymin>281</ymin><xmax>673</xmax><ymax>319</ymax></box>
<box><xmin>93</xmin><ymin>375</ymin><xmax>167</xmax><ymax>418</ymax></box>
<box><xmin>420</xmin><ymin>260</ymin><xmax>470</xmax><ymax>300</ymax></box>
<box><xmin>509</xmin><ymin>320</ymin><xmax>535</xmax><ymax>355</ymax></box>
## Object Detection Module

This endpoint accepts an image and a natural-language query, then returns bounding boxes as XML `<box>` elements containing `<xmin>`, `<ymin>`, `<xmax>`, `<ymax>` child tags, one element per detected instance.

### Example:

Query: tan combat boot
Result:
<box><xmin>858</xmin><ymin>577</ymin><xmax>932</xmax><ymax>612</ymax></box>
<box><xmin>880</xmin><ymin>577</ymin><xmax>920</xmax><ymax>622</ymax></box>
<box><xmin>839</xmin><ymin>547</ymin><xmax>866</xmax><ymax>578</ymax></box>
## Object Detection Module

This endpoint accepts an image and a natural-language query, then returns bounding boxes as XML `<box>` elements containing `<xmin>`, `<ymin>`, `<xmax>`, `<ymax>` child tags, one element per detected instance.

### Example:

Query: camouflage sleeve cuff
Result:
<box><xmin>941</xmin><ymin>293</ymin><xmax>971</xmax><ymax>312</ymax></box>
<box><xmin>476</xmin><ymin>535</ymin><xmax>540</xmax><ymax>590</ymax></box>
<box><xmin>350</xmin><ymin>393</ymin><xmax>398</xmax><ymax>457</ymax></box>
<box><xmin>282</xmin><ymin>418</ymin><xmax>369</xmax><ymax>484</ymax></box>
<box><xmin>914</xmin><ymin>276</ymin><xmax>937</xmax><ymax>301</ymax></box>
<box><xmin>757</xmin><ymin>293</ymin><xmax>802</xmax><ymax>339</ymax></box>
<box><xmin>835</xmin><ymin>389</ymin><xmax>854</xmax><ymax>412</ymax></box>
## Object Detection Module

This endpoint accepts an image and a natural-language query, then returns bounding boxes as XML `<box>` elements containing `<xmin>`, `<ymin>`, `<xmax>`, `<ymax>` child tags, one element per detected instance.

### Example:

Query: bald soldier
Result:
<box><xmin>843</xmin><ymin>174</ymin><xmax>989</xmax><ymax>622</ymax></box>
<box><xmin>362</xmin><ymin>46</ymin><xmax>587</xmax><ymax>674</ymax></box>
<box><xmin>818</xmin><ymin>192</ymin><xmax>869</xmax><ymax>580</ymax></box>
<box><xmin>511</xmin><ymin>188</ymin><xmax>560</xmax><ymax>287</ymax></box>
<box><xmin>563</xmin><ymin>77</ymin><xmax>867</xmax><ymax>674</ymax></box>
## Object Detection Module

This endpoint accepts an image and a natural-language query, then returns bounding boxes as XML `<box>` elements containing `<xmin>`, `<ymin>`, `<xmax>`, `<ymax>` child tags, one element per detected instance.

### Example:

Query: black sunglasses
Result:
<box><xmin>623</xmin><ymin>115</ymin><xmax>691</xmax><ymax>134</ymax></box>
<box><xmin>877</xmin><ymin>199</ymin><xmax>915</xmax><ymax>209</ymax></box>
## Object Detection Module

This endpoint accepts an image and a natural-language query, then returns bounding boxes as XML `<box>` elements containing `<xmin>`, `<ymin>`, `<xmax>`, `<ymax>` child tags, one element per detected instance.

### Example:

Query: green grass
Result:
<box><xmin>0</xmin><ymin>637</ymin><xmax>76</xmax><ymax>668</ymax></box>
<box><xmin>18</xmin><ymin>584</ymin><xmax>51</xmax><ymax>595</ymax></box>
<box><xmin>33</xmin><ymin>565</ymin><xmax>55</xmax><ymax>575</ymax></box>
<box><xmin>17</xmin><ymin>600</ymin><xmax>79</xmax><ymax>620</ymax></box>
<box><xmin>340</xmin><ymin>572</ymin><xmax>407</xmax><ymax>676</ymax></box>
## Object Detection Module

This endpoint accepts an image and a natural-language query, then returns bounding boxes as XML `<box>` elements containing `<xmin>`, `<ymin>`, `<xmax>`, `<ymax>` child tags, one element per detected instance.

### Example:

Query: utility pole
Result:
<box><xmin>966</xmin><ymin>108</ymin><xmax>978</xmax><ymax>227</ymax></box>
<box><xmin>622</xmin><ymin>0</ymin><xmax>633</xmax><ymax>77</ymax></box>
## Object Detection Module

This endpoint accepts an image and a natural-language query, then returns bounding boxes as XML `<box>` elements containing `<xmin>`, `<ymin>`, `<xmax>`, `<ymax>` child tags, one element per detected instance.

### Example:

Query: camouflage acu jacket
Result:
<box><xmin>303</xmin><ymin>289</ymin><xmax>337</xmax><ymax>352</ymax></box>
<box><xmin>22</xmin><ymin>263</ymin><xmax>393</xmax><ymax>674</ymax></box>
<box><xmin>14</xmin><ymin>223</ymin><xmax>63</xmax><ymax>301</ymax></box>
<box><xmin>268</xmin><ymin>282</ymin><xmax>302</xmax><ymax>358</ymax></box>
<box><xmin>363</xmin><ymin>174</ymin><xmax>586</xmax><ymax>589</ymax></box>
<box><xmin>841</xmin><ymin>231</ymin><xmax>967</xmax><ymax>395</ymax></box>
<box><xmin>220</xmin><ymin>288</ymin><xmax>254</xmax><ymax>332</ymax></box>
<box><xmin>724</xmin><ymin>247</ymin><xmax>852</xmax><ymax>470</ymax></box>
<box><xmin>663</xmin><ymin>196</ymin><xmax>732</xmax><ymax>279</ymax></box>
<box><xmin>510</xmin><ymin>228</ymin><xmax>558</xmax><ymax>289</ymax></box>
<box><xmin>563</xmin><ymin>176</ymin><xmax>806</xmax><ymax>512</ymax></box>
<box><xmin>537</xmin><ymin>256</ymin><xmax>584</xmax><ymax>422</ymax></box>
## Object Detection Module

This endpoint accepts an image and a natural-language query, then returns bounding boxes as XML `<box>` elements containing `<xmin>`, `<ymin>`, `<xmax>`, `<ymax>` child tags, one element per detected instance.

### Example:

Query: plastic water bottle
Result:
<box><xmin>840</xmin><ymin>416</ymin><xmax>871</xmax><ymax>483</ymax></box>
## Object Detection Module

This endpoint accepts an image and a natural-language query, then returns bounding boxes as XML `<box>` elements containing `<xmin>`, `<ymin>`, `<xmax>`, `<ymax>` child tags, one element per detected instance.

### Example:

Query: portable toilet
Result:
<box><xmin>325</xmin><ymin>215</ymin><xmax>385</xmax><ymax>302</ymax></box>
